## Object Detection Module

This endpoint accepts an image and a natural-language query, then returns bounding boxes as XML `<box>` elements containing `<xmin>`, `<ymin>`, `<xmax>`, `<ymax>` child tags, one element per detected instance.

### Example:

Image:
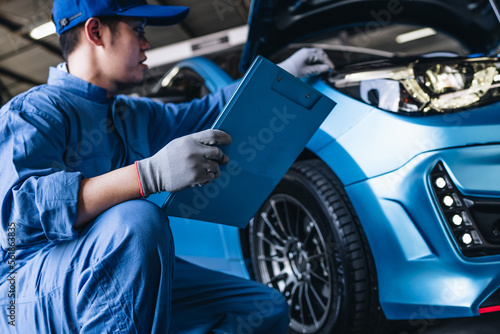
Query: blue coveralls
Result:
<box><xmin>0</xmin><ymin>66</ymin><xmax>289</xmax><ymax>333</ymax></box>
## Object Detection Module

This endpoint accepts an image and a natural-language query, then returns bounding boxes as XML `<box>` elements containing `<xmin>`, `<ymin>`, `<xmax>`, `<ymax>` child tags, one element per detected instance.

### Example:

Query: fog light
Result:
<box><xmin>443</xmin><ymin>195</ymin><xmax>454</xmax><ymax>207</ymax></box>
<box><xmin>452</xmin><ymin>214</ymin><xmax>463</xmax><ymax>226</ymax></box>
<box><xmin>429</xmin><ymin>161</ymin><xmax>499</xmax><ymax>257</ymax></box>
<box><xmin>435</xmin><ymin>177</ymin><xmax>447</xmax><ymax>189</ymax></box>
<box><xmin>462</xmin><ymin>233</ymin><xmax>473</xmax><ymax>245</ymax></box>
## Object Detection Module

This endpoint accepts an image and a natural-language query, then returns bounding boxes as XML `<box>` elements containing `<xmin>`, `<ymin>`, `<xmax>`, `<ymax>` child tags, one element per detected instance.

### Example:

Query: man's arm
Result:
<box><xmin>75</xmin><ymin>164</ymin><xmax>141</xmax><ymax>229</ymax></box>
<box><xmin>75</xmin><ymin>129</ymin><xmax>232</xmax><ymax>229</ymax></box>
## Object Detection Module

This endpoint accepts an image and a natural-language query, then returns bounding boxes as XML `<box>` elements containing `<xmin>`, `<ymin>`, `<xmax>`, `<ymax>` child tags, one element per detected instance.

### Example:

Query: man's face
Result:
<box><xmin>101</xmin><ymin>17</ymin><xmax>150</xmax><ymax>88</ymax></box>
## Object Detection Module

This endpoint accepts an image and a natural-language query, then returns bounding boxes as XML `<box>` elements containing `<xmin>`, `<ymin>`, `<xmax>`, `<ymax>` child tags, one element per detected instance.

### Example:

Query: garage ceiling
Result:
<box><xmin>0</xmin><ymin>0</ymin><xmax>250</xmax><ymax>105</ymax></box>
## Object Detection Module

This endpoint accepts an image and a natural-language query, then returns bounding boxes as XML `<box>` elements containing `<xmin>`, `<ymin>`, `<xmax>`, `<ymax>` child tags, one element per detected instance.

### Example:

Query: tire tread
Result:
<box><xmin>290</xmin><ymin>159</ymin><xmax>388</xmax><ymax>334</ymax></box>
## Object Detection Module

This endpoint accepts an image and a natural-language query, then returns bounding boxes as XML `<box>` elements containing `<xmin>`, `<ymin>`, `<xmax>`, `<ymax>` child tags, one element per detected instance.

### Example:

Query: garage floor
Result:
<box><xmin>404</xmin><ymin>312</ymin><xmax>500</xmax><ymax>334</ymax></box>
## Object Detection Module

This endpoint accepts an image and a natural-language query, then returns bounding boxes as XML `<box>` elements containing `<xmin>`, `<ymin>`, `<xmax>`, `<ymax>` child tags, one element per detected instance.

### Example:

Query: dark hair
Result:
<box><xmin>58</xmin><ymin>16</ymin><xmax>121</xmax><ymax>60</ymax></box>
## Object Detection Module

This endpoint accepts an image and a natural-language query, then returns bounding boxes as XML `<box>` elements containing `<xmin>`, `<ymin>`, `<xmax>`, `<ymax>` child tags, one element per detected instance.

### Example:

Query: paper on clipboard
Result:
<box><xmin>149</xmin><ymin>55</ymin><xmax>336</xmax><ymax>228</ymax></box>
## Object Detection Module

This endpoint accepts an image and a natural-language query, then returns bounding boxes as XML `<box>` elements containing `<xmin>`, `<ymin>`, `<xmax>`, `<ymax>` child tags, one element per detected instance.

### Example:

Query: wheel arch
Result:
<box><xmin>240</xmin><ymin>142</ymin><xmax>372</xmax><ymax>261</ymax></box>
<box><xmin>239</xmin><ymin>145</ymin><xmax>385</xmax><ymax>306</ymax></box>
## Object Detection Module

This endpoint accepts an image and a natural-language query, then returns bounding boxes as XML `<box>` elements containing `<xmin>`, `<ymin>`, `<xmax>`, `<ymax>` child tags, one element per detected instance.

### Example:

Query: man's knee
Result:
<box><xmin>238</xmin><ymin>285</ymin><xmax>290</xmax><ymax>333</ymax></box>
<box><xmin>83</xmin><ymin>199</ymin><xmax>173</xmax><ymax>260</ymax></box>
<box><xmin>258</xmin><ymin>288</ymin><xmax>289</xmax><ymax>326</ymax></box>
<box><xmin>98</xmin><ymin>199</ymin><xmax>168</xmax><ymax>234</ymax></box>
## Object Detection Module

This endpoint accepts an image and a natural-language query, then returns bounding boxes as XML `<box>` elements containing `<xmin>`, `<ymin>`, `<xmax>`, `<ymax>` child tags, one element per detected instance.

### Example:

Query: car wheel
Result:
<box><xmin>249</xmin><ymin>159</ymin><xmax>385</xmax><ymax>334</ymax></box>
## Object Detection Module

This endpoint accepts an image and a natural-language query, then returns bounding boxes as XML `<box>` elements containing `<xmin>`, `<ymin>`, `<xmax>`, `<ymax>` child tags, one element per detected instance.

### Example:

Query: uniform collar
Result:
<box><xmin>47</xmin><ymin>63</ymin><xmax>111</xmax><ymax>103</ymax></box>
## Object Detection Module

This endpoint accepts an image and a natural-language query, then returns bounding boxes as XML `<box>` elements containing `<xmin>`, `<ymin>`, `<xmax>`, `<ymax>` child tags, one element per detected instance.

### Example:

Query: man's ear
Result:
<box><xmin>84</xmin><ymin>17</ymin><xmax>104</xmax><ymax>46</ymax></box>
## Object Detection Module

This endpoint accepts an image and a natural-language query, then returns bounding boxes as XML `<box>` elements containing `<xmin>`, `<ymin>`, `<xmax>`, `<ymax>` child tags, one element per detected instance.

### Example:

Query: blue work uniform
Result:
<box><xmin>0</xmin><ymin>65</ymin><xmax>289</xmax><ymax>333</ymax></box>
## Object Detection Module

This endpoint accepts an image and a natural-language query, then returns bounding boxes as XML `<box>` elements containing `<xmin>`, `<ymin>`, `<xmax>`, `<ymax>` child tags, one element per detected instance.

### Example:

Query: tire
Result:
<box><xmin>249</xmin><ymin>159</ymin><xmax>385</xmax><ymax>333</ymax></box>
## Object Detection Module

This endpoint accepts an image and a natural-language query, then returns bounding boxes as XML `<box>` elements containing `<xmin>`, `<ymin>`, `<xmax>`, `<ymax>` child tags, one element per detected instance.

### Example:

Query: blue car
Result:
<box><xmin>147</xmin><ymin>0</ymin><xmax>500</xmax><ymax>333</ymax></box>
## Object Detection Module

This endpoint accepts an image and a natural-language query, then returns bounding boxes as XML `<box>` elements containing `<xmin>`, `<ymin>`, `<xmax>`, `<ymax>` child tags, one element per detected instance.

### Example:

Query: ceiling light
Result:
<box><xmin>395</xmin><ymin>27</ymin><xmax>437</xmax><ymax>44</ymax></box>
<box><xmin>30</xmin><ymin>21</ymin><xmax>56</xmax><ymax>40</ymax></box>
<box><xmin>146</xmin><ymin>25</ymin><xmax>247</xmax><ymax>68</ymax></box>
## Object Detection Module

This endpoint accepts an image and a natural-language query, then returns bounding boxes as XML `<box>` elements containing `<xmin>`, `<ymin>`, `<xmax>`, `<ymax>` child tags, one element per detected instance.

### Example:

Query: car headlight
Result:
<box><xmin>326</xmin><ymin>57</ymin><xmax>500</xmax><ymax>115</ymax></box>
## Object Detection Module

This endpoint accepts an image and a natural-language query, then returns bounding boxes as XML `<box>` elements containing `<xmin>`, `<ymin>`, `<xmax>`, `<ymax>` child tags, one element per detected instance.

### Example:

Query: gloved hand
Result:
<box><xmin>277</xmin><ymin>47</ymin><xmax>334</xmax><ymax>79</ymax></box>
<box><xmin>135</xmin><ymin>129</ymin><xmax>232</xmax><ymax>197</ymax></box>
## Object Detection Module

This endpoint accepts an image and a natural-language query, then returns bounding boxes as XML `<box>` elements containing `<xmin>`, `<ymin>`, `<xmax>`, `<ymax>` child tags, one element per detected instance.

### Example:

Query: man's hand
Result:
<box><xmin>135</xmin><ymin>129</ymin><xmax>232</xmax><ymax>197</ymax></box>
<box><xmin>277</xmin><ymin>47</ymin><xmax>334</xmax><ymax>79</ymax></box>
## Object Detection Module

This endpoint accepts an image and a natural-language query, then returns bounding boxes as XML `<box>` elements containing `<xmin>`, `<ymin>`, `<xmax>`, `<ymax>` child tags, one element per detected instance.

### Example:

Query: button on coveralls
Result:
<box><xmin>0</xmin><ymin>66</ymin><xmax>289</xmax><ymax>333</ymax></box>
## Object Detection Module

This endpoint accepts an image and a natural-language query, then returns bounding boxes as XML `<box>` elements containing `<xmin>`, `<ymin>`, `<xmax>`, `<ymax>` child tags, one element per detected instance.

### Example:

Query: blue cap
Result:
<box><xmin>52</xmin><ymin>0</ymin><xmax>190</xmax><ymax>34</ymax></box>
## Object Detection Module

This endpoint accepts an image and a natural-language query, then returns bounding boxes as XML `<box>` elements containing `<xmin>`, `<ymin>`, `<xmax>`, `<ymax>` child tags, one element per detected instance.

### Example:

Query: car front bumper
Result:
<box><xmin>345</xmin><ymin>144</ymin><xmax>500</xmax><ymax>319</ymax></box>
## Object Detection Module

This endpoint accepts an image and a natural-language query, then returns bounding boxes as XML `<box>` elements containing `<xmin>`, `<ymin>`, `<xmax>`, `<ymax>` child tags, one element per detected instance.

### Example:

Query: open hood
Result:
<box><xmin>240</xmin><ymin>0</ymin><xmax>500</xmax><ymax>70</ymax></box>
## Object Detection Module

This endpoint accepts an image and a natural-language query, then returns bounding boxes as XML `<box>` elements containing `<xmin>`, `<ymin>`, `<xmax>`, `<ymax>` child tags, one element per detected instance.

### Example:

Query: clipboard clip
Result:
<box><xmin>271</xmin><ymin>74</ymin><xmax>321</xmax><ymax>110</ymax></box>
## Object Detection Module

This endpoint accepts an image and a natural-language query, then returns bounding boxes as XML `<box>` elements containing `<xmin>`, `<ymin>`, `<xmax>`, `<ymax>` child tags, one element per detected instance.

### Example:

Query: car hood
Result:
<box><xmin>240</xmin><ymin>0</ymin><xmax>500</xmax><ymax>70</ymax></box>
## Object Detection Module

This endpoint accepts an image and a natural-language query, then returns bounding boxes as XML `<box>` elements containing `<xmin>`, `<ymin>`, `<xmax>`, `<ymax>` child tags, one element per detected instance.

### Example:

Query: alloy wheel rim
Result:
<box><xmin>255</xmin><ymin>194</ymin><xmax>334</xmax><ymax>333</ymax></box>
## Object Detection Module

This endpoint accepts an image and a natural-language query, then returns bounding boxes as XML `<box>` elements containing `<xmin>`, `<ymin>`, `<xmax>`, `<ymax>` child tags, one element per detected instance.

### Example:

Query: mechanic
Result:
<box><xmin>0</xmin><ymin>0</ymin><xmax>333</xmax><ymax>332</ymax></box>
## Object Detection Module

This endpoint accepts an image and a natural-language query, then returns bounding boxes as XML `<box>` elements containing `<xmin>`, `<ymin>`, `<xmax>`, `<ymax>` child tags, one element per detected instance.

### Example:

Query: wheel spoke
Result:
<box><xmin>305</xmin><ymin>283</ymin><xmax>320</xmax><ymax>328</ymax></box>
<box><xmin>287</xmin><ymin>274</ymin><xmax>298</xmax><ymax>291</ymax></box>
<box><xmin>261</xmin><ymin>211</ymin><xmax>287</xmax><ymax>244</ymax></box>
<box><xmin>303</xmin><ymin>221</ymin><xmax>315</xmax><ymax>246</ymax></box>
<box><xmin>263</xmin><ymin>270</ymin><xmax>287</xmax><ymax>286</ymax></box>
<box><xmin>309</xmin><ymin>270</ymin><xmax>329</xmax><ymax>284</ymax></box>
<box><xmin>308</xmin><ymin>281</ymin><xmax>328</xmax><ymax>309</ymax></box>
<box><xmin>307</xmin><ymin>252</ymin><xmax>327</xmax><ymax>261</ymax></box>
<box><xmin>256</xmin><ymin>232</ymin><xmax>284</xmax><ymax>251</ymax></box>
<box><xmin>295</xmin><ymin>204</ymin><xmax>301</xmax><ymax>237</ymax></box>
<box><xmin>297</xmin><ymin>284</ymin><xmax>306</xmax><ymax>330</ymax></box>
<box><xmin>258</xmin><ymin>254</ymin><xmax>286</xmax><ymax>263</ymax></box>
<box><xmin>270</xmin><ymin>199</ymin><xmax>291</xmax><ymax>239</ymax></box>
<box><xmin>286</xmin><ymin>277</ymin><xmax>300</xmax><ymax>306</ymax></box>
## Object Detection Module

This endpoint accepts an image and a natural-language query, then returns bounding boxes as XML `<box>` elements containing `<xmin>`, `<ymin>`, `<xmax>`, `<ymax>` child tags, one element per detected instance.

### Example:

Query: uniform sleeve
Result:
<box><xmin>146</xmin><ymin>81</ymin><xmax>239</xmax><ymax>154</ymax></box>
<box><xmin>0</xmin><ymin>104</ymin><xmax>81</xmax><ymax>250</ymax></box>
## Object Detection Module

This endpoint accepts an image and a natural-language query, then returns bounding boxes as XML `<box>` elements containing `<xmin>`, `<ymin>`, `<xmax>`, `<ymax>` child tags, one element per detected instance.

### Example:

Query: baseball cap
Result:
<box><xmin>52</xmin><ymin>0</ymin><xmax>189</xmax><ymax>34</ymax></box>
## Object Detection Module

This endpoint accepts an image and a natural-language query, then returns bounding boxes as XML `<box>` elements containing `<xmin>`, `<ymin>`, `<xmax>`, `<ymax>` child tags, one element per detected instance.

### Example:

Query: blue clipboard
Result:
<box><xmin>149</xmin><ymin>55</ymin><xmax>336</xmax><ymax>228</ymax></box>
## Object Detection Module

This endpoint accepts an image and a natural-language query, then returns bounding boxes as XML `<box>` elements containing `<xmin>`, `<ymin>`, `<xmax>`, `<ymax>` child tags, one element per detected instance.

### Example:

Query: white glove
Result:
<box><xmin>277</xmin><ymin>47</ymin><xmax>334</xmax><ymax>79</ymax></box>
<box><xmin>136</xmin><ymin>129</ymin><xmax>232</xmax><ymax>196</ymax></box>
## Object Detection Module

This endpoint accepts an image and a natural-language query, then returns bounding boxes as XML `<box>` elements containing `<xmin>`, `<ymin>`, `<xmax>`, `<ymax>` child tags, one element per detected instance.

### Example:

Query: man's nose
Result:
<box><xmin>141</xmin><ymin>36</ymin><xmax>151</xmax><ymax>52</ymax></box>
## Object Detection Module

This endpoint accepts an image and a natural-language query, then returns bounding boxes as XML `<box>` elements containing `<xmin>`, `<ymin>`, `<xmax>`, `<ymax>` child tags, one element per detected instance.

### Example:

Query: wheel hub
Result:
<box><xmin>286</xmin><ymin>239</ymin><xmax>310</xmax><ymax>281</ymax></box>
